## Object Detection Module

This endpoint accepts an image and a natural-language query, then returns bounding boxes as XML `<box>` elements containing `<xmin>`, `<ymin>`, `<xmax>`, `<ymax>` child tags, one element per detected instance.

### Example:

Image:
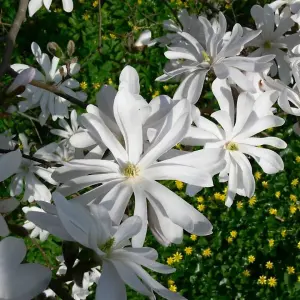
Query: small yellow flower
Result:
<box><xmin>214</xmin><ymin>192</ymin><xmax>221</xmax><ymax>200</ymax></box>
<box><xmin>281</xmin><ymin>229</ymin><xmax>287</xmax><ymax>238</ymax></box>
<box><xmin>290</xmin><ymin>205</ymin><xmax>297</xmax><ymax>214</ymax></box>
<box><xmin>169</xmin><ymin>284</ymin><xmax>177</xmax><ymax>292</ymax></box>
<box><xmin>227</xmin><ymin>237</ymin><xmax>233</xmax><ymax>243</ymax></box>
<box><xmin>202</xmin><ymin>248</ymin><xmax>212</xmax><ymax>257</ymax></box>
<box><xmin>168</xmin><ymin>279</ymin><xmax>175</xmax><ymax>286</ymax></box>
<box><xmin>287</xmin><ymin>266</ymin><xmax>295</xmax><ymax>274</ymax></box>
<box><xmin>197</xmin><ymin>204</ymin><xmax>205</xmax><ymax>212</ymax></box>
<box><xmin>166</xmin><ymin>257</ymin><xmax>174</xmax><ymax>265</ymax></box>
<box><xmin>152</xmin><ymin>90</ymin><xmax>160</xmax><ymax>98</ymax></box>
<box><xmin>223</xmin><ymin>186</ymin><xmax>228</xmax><ymax>194</ymax></box>
<box><xmin>249</xmin><ymin>196</ymin><xmax>257</xmax><ymax>207</ymax></box>
<box><xmin>108</xmin><ymin>78</ymin><xmax>113</xmax><ymax>85</ymax></box>
<box><xmin>172</xmin><ymin>252</ymin><xmax>183</xmax><ymax>263</ymax></box>
<box><xmin>197</xmin><ymin>196</ymin><xmax>204</xmax><ymax>203</ymax></box>
<box><xmin>82</xmin><ymin>13</ymin><xmax>90</xmax><ymax>21</ymax></box>
<box><xmin>184</xmin><ymin>247</ymin><xmax>193</xmax><ymax>255</ymax></box>
<box><xmin>290</xmin><ymin>194</ymin><xmax>297</xmax><ymax>202</ymax></box>
<box><xmin>262</xmin><ymin>181</ymin><xmax>268</xmax><ymax>188</ymax></box>
<box><xmin>296</xmin><ymin>156</ymin><xmax>300</xmax><ymax>163</ymax></box>
<box><xmin>268</xmin><ymin>277</ymin><xmax>277</xmax><ymax>287</ymax></box>
<box><xmin>254</xmin><ymin>171</ymin><xmax>262</xmax><ymax>180</ymax></box>
<box><xmin>230</xmin><ymin>230</ymin><xmax>238</xmax><ymax>238</ymax></box>
<box><xmin>268</xmin><ymin>239</ymin><xmax>275</xmax><ymax>247</ymax></box>
<box><xmin>102</xmin><ymin>35</ymin><xmax>108</xmax><ymax>40</ymax></box>
<box><xmin>80</xmin><ymin>81</ymin><xmax>88</xmax><ymax>90</ymax></box>
<box><xmin>291</xmin><ymin>178</ymin><xmax>299</xmax><ymax>187</ymax></box>
<box><xmin>92</xmin><ymin>0</ymin><xmax>98</xmax><ymax>7</ymax></box>
<box><xmin>92</xmin><ymin>82</ymin><xmax>101</xmax><ymax>90</ymax></box>
<box><xmin>175</xmin><ymin>180</ymin><xmax>184</xmax><ymax>190</ymax></box>
<box><xmin>248</xmin><ymin>255</ymin><xmax>255</xmax><ymax>263</ymax></box>
<box><xmin>132</xmin><ymin>25</ymin><xmax>139</xmax><ymax>32</ymax></box>
<box><xmin>190</xmin><ymin>234</ymin><xmax>197</xmax><ymax>241</ymax></box>
<box><xmin>219</xmin><ymin>194</ymin><xmax>226</xmax><ymax>201</ymax></box>
<box><xmin>138</xmin><ymin>0</ymin><xmax>142</xmax><ymax>4</ymax></box>
<box><xmin>163</xmin><ymin>85</ymin><xmax>169</xmax><ymax>91</ymax></box>
<box><xmin>243</xmin><ymin>269</ymin><xmax>250</xmax><ymax>277</ymax></box>
<box><xmin>297</xmin><ymin>241</ymin><xmax>300</xmax><ymax>249</ymax></box>
<box><xmin>266</xmin><ymin>261</ymin><xmax>273</xmax><ymax>269</ymax></box>
<box><xmin>258</xmin><ymin>275</ymin><xmax>267</xmax><ymax>285</ymax></box>
<box><xmin>237</xmin><ymin>201</ymin><xmax>243</xmax><ymax>209</ymax></box>
<box><xmin>275</xmin><ymin>191</ymin><xmax>281</xmax><ymax>198</ymax></box>
<box><xmin>269</xmin><ymin>208</ymin><xmax>277</xmax><ymax>215</ymax></box>
<box><xmin>109</xmin><ymin>33</ymin><xmax>117</xmax><ymax>39</ymax></box>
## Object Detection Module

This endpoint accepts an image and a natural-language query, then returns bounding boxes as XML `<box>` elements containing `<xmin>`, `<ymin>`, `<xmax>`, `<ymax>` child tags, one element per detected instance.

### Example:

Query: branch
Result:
<box><xmin>98</xmin><ymin>0</ymin><xmax>102</xmax><ymax>53</ymax></box>
<box><xmin>49</xmin><ymin>279</ymin><xmax>74</xmax><ymax>300</ymax></box>
<box><xmin>7</xmin><ymin>67</ymin><xmax>87</xmax><ymax>109</ymax></box>
<box><xmin>161</xmin><ymin>0</ymin><xmax>182</xmax><ymax>30</ymax></box>
<box><xmin>0</xmin><ymin>148</ymin><xmax>62</xmax><ymax>168</ymax></box>
<box><xmin>0</xmin><ymin>0</ymin><xmax>29</xmax><ymax>77</ymax></box>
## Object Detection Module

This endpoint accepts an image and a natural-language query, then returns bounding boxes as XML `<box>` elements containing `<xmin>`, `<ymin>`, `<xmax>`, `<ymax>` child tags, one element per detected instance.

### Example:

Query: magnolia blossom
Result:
<box><xmin>268</xmin><ymin>0</ymin><xmax>300</xmax><ymax>23</ymax></box>
<box><xmin>52</xmin><ymin>86</ymin><xmax>226</xmax><ymax>246</ymax></box>
<box><xmin>27</xmin><ymin>192</ymin><xmax>185</xmax><ymax>300</ymax></box>
<box><xmin>11</xmin><ymin>42</ymin><xmax>86</xmax><ymax>125</ymax></box>
<box><xmin>28</xmin><ymin>0</ymin><xmax>73</xmax><ymax>17</ymax></box>
<box><xmin>0</xmin><ymin>236</ymin><xmax>51</xmax><ymax>299</ymax></box>
<box><xmin>247</xmin><ymin>5</ymin><xmax>300</xmax><ymax>83</ymax></box>
<box><xmin>70</xmin><ymin>66</ymin><xmax>150</xmax><ymax>159</ymax></box>
<box><xmin>9</xmin><ymin>134</ymin><xmax>57</xmax><ymax>202</ymax></box>
<box><xmin>50</xmin><ymin>110</ymin><xmax>80</xmax><ymax>146</ymax></box>
<box><xmin>22</xmin><ymin>206</ymin><xmax>50</xmax><ymax>241</ymax></box>
<box><xmin>49</xmin><ymin>256</ymin><xmax>101</xmax><ymax>300</ymax></box>
<box><xmin>0</xmin><ymin>198</ymin><xmax>19</xmax><ymax>237</ymax></box>
<box><xmin>0</xmin><ymin>134</ymin><xmax>22</xmax><ymax>182</ymax></box>
<box><xmin>183</xmin><ymin>79</ymin><xmax>286</xmax><ymax>207</ymax></box>
<box><xmin>156</xmin><ymin>12</ymin><xmax>273</xmax><ymax>113</ymax></box>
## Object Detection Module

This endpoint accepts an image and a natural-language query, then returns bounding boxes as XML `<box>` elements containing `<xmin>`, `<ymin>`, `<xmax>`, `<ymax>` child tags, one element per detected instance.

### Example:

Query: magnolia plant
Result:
<box><xmin>0</xmin><ymin>0</ymin><xmax>300</xmax><ymax>299</ymax></box>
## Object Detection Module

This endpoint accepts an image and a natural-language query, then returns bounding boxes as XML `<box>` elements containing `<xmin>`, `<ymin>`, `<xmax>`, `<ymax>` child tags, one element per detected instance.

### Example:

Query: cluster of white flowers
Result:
<box><xmin>1</xmin><ymin>0</ymin><xmax>300</xmax><ymax>299</ymax></box>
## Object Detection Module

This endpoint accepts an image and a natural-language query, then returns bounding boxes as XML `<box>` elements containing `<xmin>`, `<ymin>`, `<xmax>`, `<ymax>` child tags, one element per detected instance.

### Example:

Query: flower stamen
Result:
<box><xmin>226</xmin><ymin>142</ymin><xmax>239</xmax><ymax>151</ymax></box>
<box><xmin>123</xmin><ymin>163</ymin><xmax>140</xmax><ymax>178</ymax></box>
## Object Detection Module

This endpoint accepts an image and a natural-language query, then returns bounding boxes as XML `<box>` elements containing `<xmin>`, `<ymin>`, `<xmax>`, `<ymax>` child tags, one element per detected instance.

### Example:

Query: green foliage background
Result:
<box><xmin>1</xmin><ymin>0</ymin><xmax>300</xmax><ymax>299</ymax></box>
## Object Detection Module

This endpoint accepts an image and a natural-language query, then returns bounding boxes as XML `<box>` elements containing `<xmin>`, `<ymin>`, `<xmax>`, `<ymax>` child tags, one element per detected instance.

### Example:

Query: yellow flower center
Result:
<box><xmin>123</xmin><ymin>163</ymin><xmax>140</xmax><ymax>178</ymax></box>
<box><xmin>202</xmin><ymin>51</ymin><xmax>211</xmax><ymax>63</ymax></box>
<box><xmin>226</xmin><ymin>142</ymin><xmax>239</xmax><ymax>151</ymax></box>
<box><xmin>100</xmin><ymin>237</ymin><xmax>115</xmax><ymax>253</ymax></box>
<box><xmin>264</xmin><ymin>41</ymin><xmax>272</xmax><ymax>49</ymax></box>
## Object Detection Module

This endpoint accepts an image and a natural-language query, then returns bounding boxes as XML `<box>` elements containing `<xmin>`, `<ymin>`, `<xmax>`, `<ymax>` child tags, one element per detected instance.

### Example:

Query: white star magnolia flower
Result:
<box><xmin>27</xmin><ymin>192</ymin><xmax>186</xmax><ymax>300</ymax></box>
<box><xmin>0</xmin><ymin>236</ymin><xmax>51</xmax><ymax>299</ymax></box>
<box><xmin>50</xmin><ymin>109</ymin><xmax>80</xmax><ymax>146</ymax></box>
<box><xmin>22</xmin><ymin>206</ymin><xmax>50</xmax><ymax>241</ymax></box>
<box><xmin>156</xmin><ymin>12</ymin><xmax>274</xmax><ymax>114</ymax></box>
<box><xmin>10</xmin><ymin>134</ymin><xmax>58</xmax><ymax>203</ymax></box>
<box><xmin>268</xmin><ymin>0</ymin><xmax>300</xmax><ymax>23</ymax></box>
<box><xmin>149</xmin><ymin>9</ymin><xmax>205</xmax><ymax>47</ymax></box>
<box><xmin>262</xmin><ymin>68</ymin><xmax>300</xmax><ymax>116</ymax></box>
<box><xmin>11</xmin><ymin>42</ymin><xmax>87</xmax><ymax>125</ymax></box>
<box><xmin>0</xmin><ymin>134</ymin><xmax>22</xmax><ymax>182</ymax></box>
<box><xmin>247</xmin><ymin>5</ymin><xmax>300</xmax><ymax>84</ymax></box>
<box><xmin>28</xmin><ymin>0</ymin><xmax>73</xmax><ymax>17</ymax></box>
<box><xmin>183</xmin><ymin>78</ymin><xmax>287</xmax><ymax>207</ymax></box>
<box><xmin>52</xmin><ymin>256</ymin><xmax>101</xmax><ymax>300</ymax></box>
<box><xmin>70</xmin><ymin>66</ymin><xmax>150</xmax><ymax>159</ymax></box>
<box><xmin>53</xmin><ymin>88</ymin><xmax>225</xmax><ymax>247</ymax></box>
<box><xmin>0</xmin><ymin>198</ymin><xmax>19</xmax><ymax>237</ymax></box>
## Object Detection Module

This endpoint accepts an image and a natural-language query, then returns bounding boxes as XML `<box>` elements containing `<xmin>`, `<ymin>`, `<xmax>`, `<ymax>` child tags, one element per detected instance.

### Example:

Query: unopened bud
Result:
<box><xmin>67</xmin><ymin>40</ymin><xmax>75</xmax><ymax>57</ymax></box>
<box><xmin>47</xmin><ymin>42</ymin><xmax>64</xmax><ymax>58</ymax></box>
